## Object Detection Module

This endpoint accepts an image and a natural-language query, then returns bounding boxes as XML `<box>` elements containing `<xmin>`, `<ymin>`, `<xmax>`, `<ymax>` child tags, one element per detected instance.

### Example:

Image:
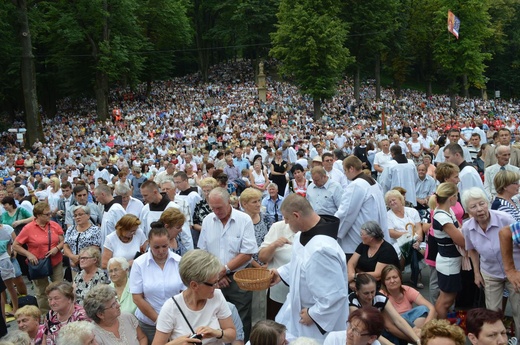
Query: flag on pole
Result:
<box><xmin>447</xmin><ymin>10</ymin><xmax>460</xmax><ymax>39</ymax></box>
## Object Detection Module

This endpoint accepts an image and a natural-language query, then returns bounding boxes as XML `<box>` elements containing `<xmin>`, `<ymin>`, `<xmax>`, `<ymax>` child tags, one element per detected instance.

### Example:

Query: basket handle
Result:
<box><xmin>405</xmin><ymin>222</ymin><xmax>415</xmax><ymax>236</ymax></box>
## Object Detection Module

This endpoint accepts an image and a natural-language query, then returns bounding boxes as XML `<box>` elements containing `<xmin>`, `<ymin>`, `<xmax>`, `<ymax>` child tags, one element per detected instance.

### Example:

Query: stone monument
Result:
<box><xmin>258</xmin><ymin>61</ymin><xmax>267</xmax><ymax>102</ymax></box>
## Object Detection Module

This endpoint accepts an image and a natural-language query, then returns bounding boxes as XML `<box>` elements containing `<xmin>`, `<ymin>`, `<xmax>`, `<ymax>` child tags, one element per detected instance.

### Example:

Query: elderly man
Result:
<box><xmin>154</xmin><ymin>163</ymin><xmax>176</xmax><ymax>186</ymax></box>
<box><xmin>485</xmin><ymin>128</ymin><xmax>520</xmax><ymax>168</ymax></box>
<box><xmin>198</xmin><ymin>188</ymin><xmax>257</xmax><ymax>340</ymax></box>
<box><xmin>484</xmin><ymin>145</ymin><xmax>520</xmax><ymax>199</ymax></box>
<box><xmin>415</xmin><ymin>163</ymin><xmax>436</xmax><ymax>220</ymax></box>
<box><xmin>270</xmin><ymin>194</ymin><xmax>348</xmax><ymax>341</ymax></box>
<box><xmin>306</xmin><ymin>166</ymin><xmax>343</xmax><ymax>216</ymax></box>
<box><xmin>261</xmin><ymin>183</ymin><xmax>284</xmax><ymax>224</ymax></box>
<box><xmin>373</xmin><ymin>139</ymin><xmax>392</xmax><ymax>179</ymax></box>
<box><xmin>499</xmin><ymin>223</ymin><xmax>520</xmax><ymax>337</ymax></box>
<box><xmin>335</xmin><ymin>156</ymin><xmax>389</xmax><ymax>261</ymax></box>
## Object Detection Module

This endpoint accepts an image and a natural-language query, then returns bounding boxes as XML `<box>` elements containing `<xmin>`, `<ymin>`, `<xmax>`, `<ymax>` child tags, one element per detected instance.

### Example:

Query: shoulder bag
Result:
<box><xmin>27</xmin><ymin>224</ymin><xmax>54</xmax><ymax>280</ymax></box>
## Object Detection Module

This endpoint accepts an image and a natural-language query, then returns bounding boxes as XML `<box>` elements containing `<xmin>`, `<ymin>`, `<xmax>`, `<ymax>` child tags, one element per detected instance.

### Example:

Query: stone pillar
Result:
<box><xmin>257</xmin><ymin>61</ymin><xmax>266</xmax><ymax>102</ymax></box>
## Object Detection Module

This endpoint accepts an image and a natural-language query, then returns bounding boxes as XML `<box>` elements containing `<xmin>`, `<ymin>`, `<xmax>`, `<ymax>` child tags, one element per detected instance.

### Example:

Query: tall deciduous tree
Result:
<box><xmin>432</xmin><ymin>0</ymin><xmax>493</xmax><ymax>108</ymax></box>
<box><xmin>270</xmin><ymin>0</ymin><xmax>352</xmax><ymax>119</ymax></box>
<box><xmin>13</xmin><ymin>0</ymin><xmax>43</xmax><ymax>145</ymax></box>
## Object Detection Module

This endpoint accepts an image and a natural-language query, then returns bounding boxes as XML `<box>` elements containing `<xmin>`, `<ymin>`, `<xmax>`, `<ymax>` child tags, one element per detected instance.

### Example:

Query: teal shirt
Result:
<box><xmin>1</xmin><ymin>208</ymin><xmax>32</xmax><ymax>227</ymax></box>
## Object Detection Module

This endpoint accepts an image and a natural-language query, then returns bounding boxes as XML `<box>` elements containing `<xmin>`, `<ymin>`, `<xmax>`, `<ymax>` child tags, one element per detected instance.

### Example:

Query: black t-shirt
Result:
<box><xmin>355</xmin><ymin>241</ymin><xmax>400</xmax><ymax>273</ymax></box>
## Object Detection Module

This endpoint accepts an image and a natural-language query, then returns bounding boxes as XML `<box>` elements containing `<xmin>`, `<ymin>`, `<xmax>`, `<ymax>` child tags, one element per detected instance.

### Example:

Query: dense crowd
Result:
<box><xmin>0</xmin><ymin>60</ymin><xmax>519</xmax><ymax>345</ymax></box>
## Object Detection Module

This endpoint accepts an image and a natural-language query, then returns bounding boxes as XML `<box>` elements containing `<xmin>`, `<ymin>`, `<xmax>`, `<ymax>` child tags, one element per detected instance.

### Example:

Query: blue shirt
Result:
<box><xmin>261</xmin><ymin>195</ymin><xmax>284</xmax><ymax>224</ymax></box>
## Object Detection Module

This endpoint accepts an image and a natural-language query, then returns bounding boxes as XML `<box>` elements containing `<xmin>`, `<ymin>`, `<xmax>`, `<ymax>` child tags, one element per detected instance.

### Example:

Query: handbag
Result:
<box><xmin>27</xmin><ymin>224</ymin><xmax>54</xmax><ymax>280</ymax></box>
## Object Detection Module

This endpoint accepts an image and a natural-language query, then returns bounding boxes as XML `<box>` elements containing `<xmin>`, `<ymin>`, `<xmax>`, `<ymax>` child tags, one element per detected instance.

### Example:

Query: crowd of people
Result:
<box><xmin>0</xmin><ymin>59</ymin><xmax>519</xmax><ymax>344</ymax></box>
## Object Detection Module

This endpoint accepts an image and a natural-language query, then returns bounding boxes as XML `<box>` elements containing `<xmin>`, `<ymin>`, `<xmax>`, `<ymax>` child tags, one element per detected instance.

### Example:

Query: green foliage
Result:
<box><xmin>270</xmin><ymin>0</ymin><xmax>352</xmax><ymax>107</ymax></box>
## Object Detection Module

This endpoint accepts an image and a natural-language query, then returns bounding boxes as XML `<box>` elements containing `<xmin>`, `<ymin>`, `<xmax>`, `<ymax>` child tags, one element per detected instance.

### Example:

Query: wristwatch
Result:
<box><xmin>225</xmin><ymin>264</ymin><xmax>231</xmax><ymax>275</ymax></box>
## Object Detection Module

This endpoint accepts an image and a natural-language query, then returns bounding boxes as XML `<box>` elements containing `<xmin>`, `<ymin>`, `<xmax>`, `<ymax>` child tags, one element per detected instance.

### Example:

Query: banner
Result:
<box><xmin>448</xmin><ymin>10</ymin><xmax>460</xmax><ymax>39</ymax></box>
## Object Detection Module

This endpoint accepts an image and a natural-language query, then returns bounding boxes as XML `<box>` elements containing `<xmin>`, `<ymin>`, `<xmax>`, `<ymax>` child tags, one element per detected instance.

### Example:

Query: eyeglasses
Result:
<box><xmin>104</xmin><ymin>298</ymin><xmax>120</xmax><ymax>310</ymax></box>
<box><xmin>79</xmin><ymin>256</ymin><xmax>94</xmax><ymax>261</ymax></box>
<box><xmin>347</xmin><ymin>322</ymin><xmax>370</xmax><ymax>337</ymax></box>
<box><xmin>42</xmin><ymin>212</ymin><xmax>52</xmax><ymax>216</ymax></box>
<box><xmin>202</xmin><ymin>280</ymin><xmax>219</xmax><ymax>288</ymax></box>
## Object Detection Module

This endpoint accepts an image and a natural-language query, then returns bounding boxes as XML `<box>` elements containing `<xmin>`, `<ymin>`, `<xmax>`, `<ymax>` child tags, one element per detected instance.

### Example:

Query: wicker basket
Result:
<box><xmin>234</xmin><ymin>268</ymin><xmax>272</xmax><ymax>291</ymax></box>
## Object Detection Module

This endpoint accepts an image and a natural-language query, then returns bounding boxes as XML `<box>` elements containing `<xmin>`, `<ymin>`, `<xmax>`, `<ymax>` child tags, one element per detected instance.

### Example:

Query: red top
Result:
<box><xmin>16</xmin><ymin>220</ymin><xmax>64</xmax><ymax>266</ymax></box>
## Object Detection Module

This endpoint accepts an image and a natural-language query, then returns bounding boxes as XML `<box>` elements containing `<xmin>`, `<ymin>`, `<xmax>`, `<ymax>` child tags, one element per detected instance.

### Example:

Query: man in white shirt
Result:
<box><xmin>484</xmin><ymin>145</ymin><xmax>520</xmax><ymax>199</ymax></box>
<box><xmin>444</xmin><ymin>143</ymin><xmax>487</xmax><ymax>197</ymax></box>
<box><xmin>322</xmin><ymin>152</ymin><xmax>349</xmax><ymax>190</ymax></box>
<box><xmin>154</xmin><ymin>163</ymin><xmax>176</xmax><ymax>186</ymax></box>
<box><xmin>199</xmin><ymin>188</ymin><xmax>258</xmax><ymax>339</ymax></box>
<box><xmin>434</xmin><ymin>129</ymin><xmax>472</xmax><ymax>164</ymax></box>
<box><xmin>380</xmin><ymin>145</ymin><xmax>419</xmax><ymax>206</ymax></box>
<box><xmin>93</xmin><ymin>184</ymin><xmax>126</xmax><ymax>248</ymax></box>
<box><xmin>419</xmin><ymin>127</ymin><xmax>435</xmax><ymax>156</ymax></box>
<box><xmin>373</xmin><ymin>139</ymin><xmax>393</xmax><ymax>179</ymax></box>
<box><xmin>13</xmin><ymin>187</ymin><xmax>33</xmax><ymax>214</ymax></box>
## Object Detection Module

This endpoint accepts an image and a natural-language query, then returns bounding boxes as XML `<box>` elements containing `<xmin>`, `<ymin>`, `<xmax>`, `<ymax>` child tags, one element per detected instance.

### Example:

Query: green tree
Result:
<box><xmin>432</xmin><ymin>0</ymin><xmax>493</xmax><ymax>107</ymax></box>
<box><xmin>270</xmin><ymin>0</ymin><xmax>352</xmax><ymax>119</ymax></box>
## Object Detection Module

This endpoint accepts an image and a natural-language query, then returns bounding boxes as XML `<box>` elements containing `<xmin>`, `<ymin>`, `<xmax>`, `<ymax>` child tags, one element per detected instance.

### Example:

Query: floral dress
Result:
<box><xmin>74</xmin><ymin>268</ymin><xmax>110</xmax><ymax>304</ymax></box>
<box><xmin>44</xmin><ymin>304</ymin><xmax>90</xmax><ymax>345</ymax></box>
<box><xmin>252</xmin><ymin>213</ymin><xmax>272</xmax><ymax>265</ymax></box>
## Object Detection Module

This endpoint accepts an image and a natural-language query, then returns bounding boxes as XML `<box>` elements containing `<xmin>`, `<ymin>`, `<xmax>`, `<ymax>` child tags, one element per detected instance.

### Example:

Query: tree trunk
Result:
<box><xmin>354</xmin><ymin>65</ymin><xmax>360</xmax><ymax>103</ymax></box>
<box><xmin>15</xmin><ymin>0</ymin><xmax>43</xmax><ymax>147</ymax></box>
<box><xmin>313</xmin><ymin>97</ymin><xmax>322</xmax><ymax>120</ymax></box>
<box><xmin>375</xmin><ymin>54</ymin><xmax>381</xmax><ymax>101</ymax></box>
<box><xmin>95</xmin><ymin>71</ymin><xmax>109</xmax><ymax>121</ymax></box>
<box><xmin>463</xmin><ymin>74</ymin><xmax>469</xmax><ymax>98</ymax></box>
<box><xmin>426</xmin><ymin>80</ymin><xmax>432</xmax><ymax>97</ymax></box>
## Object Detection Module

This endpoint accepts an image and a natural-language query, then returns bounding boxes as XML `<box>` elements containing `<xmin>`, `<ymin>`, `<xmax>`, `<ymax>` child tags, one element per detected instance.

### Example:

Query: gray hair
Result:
<box><xmin>107</xmin><ymin>256</ymin><xmax>130</xmax><ymax>272</ymax></box>
<box><xmin>72</xmin><ymin>204</ymin><xmax>91</xmax><ymax>216</ymax></box>
<box><xmin>114</xmin><ymin>183</ymin><xmax>131</xmax><ymax>196</ymax></box>
<box><xmin>4</xmin><ymin>330</ymin><xmax>30</xmax><ymax>345</ymax></box>
<box><xmin>266</xmin><ymin>182</ymin><xmax>278</xmax><ymax>190</ymax></box>
<box><xmin>83</xmin><ymin>285</ymin><xmax>117</xmax><ymax>323</ymax></box>
<box><xmin>208</xmin><ymin>187</ymin><xmax>230</xmax><ymax>203</ymax></box>
<box><xmin>179</xmin><ymin>249</ymin><xmax>222</xmax><ymax>286</ymax></box>
<box><xmin>461</xmin><ymin>187</ymin><xmax>489</xmax><ymax>210</ymax></box>
<box><xmin>56</xmin><ymin>321</ymin><xmax>96</xmax><ymax>345</ymax></box>
<box><xmin>361</xmin><ymin>221</ymin><xmax>384</xmax><ymax>240</ymax></box>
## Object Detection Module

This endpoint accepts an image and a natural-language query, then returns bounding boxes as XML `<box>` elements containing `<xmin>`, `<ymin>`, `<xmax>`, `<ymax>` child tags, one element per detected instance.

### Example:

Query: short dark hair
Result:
<box><xmin>349</xmin><ymin>307</ymin><xmax>385</xmax><ymax>337</ymax></box>
<box><xmin>390</xmin><ymin>144</ymin><xmax>402</xmax><ymax>155</ymax></box>
<box><xmin>61</xmin><ymin>181</ymin><xmax>72</xmax><ymax>190</ymax></box>
<box><xmin>1</xmin><ymin>196</ymin><xmax>16</xmax><ymax>209</ymax></box>
<box><xmin>291</xmin><ymin>164</ymin><xmax>304</xmax><ymax>173</ymax></box>
<box><xmin>73</xmin><ymin>185</ymin><xmax>88</xmax><ymax>196</ymax></box>
<box><xmin>444</xmin><ymin>143</ymin><xmax>463</xmax><ymax>156</ymax></box>
<box><xmin>174</xmin><ymin>171</ymin><xmax>188</xmax><ymax>180</ymax></box>
<box><xmin>466</xmin><ymin>308</ymin><xmax>504</xmax><ymax>338</ymax></box>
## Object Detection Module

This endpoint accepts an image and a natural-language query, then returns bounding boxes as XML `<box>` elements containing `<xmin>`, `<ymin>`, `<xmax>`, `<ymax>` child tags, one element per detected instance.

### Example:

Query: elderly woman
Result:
<box><xmin>42</xmin><ymin>281</ymin><xmax>90</xmax><ymax>345</ymax></box>
<box><xmin>347</xmin><ymin>221</ymin><xmax>400</xmax><ymax>290</ymax></box>
<box><xmin>380</xmin><ymin>265</ymin><xmax>436</xmax><ymax>329</ymax></box>
<box><xmin>258</xmin><ymin>221</ymin><xmax>294</xmax><ymax>320</ymax></box>
<box><xmin>152</xmin><ymin>249</ymin><xmax>236</xmax><ymax>345</ymax></box>
<box><xmin>130</xmin><ymin>226</ymin><xmax>186</xmax><ymax>344</ymax></box>
<box><xmin>14</xmin><ymin>305</ymin><xmax>44</xmax><ymax>344</ymax></box>
<box><xmin>74</xmin><ymin>246</ymin><xmax>109</xmax><ymax>304</ymax></box>
<box><xmin>84</xmin><ymin>285</ymin><xmax>147</xmax><ymax>344</ymax></box>
<box><xmin>101</xmin><ymin>214</ymin><xmax>147</xmax><ymax>269</ymax></box>
<box><xmin>56</xmin><ymin>321</ymin><xmax>97</xmax><ymax>345</ymax></box>
<box><xmin>491</xmin><ymin>170</ymin><xmax>520</xmax><ymax>221</ymax></box>
<box><xmin>348</xmin><ymin>274</ymin><xmax>421</xmax><ymax>345</ymax></box>
<box><xmin>64</xmin><ymin>205</ymin><xmax>102</xmax><ymax>275</ymax></box>
<box><xmin>13</xmin><ymin>202</ymin><xmax>65</xmax><ymax>313</ymax></box>
<box><xmin>193</xmin><ymin>177</ymin><xmax>218</xmax><ymax>247</ymax></box>
<box><xmin>158</xmin><ymin>209</ymin><xmax>188</xmax><ymax>256</ymax></box>
<box><xmin>385</xmin><ymin>190</ymin><xmax>424</xmax><ymax>288</ymax></box>
<box><xmin>324</xmin><ymin>307</ymin><xmax>384</xmax><ymax>345</ymax></box>
<box><xmin>429</xmin><ymin>182</ymin><xmax>465</xmax><ymax>319</ymax></box>
<box><xmin>108</xmin><ymin>257</ymin><xmax>137</xmax><ymax>314</ymax></box>
<box><xmin>461</xmin><ymin>187</ymin><xmax>518</xmax><ymax>319</ymax></box>
<box><xmin>420</xmin><ymin>319</ymin><xmax>465</xmax><ymax>345</ymax></box>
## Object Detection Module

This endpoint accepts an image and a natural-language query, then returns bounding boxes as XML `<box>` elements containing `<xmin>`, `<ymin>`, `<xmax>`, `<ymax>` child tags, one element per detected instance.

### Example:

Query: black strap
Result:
<box><xmin>172</xmin><ymin>296</ymin><xmax>195</xmax><ymax>334</ymax></box>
